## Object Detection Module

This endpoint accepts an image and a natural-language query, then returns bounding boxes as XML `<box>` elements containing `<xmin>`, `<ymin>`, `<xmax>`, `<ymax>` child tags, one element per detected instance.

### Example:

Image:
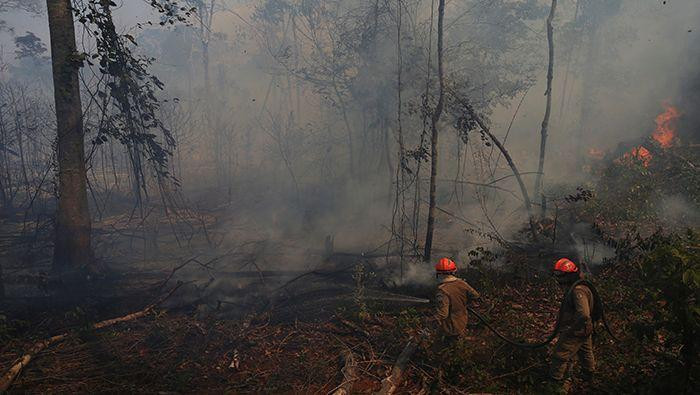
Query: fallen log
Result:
<box><xmin>0</xmin><ymin>333</ymin><xmax>68</xmax><ymax>392</ymax></box>
<box><xmin>0</xmin><ymin>283</ymin><xmax>183</xmax><ymax>392</ymax></box>
<box><xmin>376</xmin><ymin>339</ymin><xmax>419</xmax><ymax>395</ymax></box>
<box><xmin>331</xmin><ymin>349</ymin><xmax>357</xmax><ymax>395</ymax></box>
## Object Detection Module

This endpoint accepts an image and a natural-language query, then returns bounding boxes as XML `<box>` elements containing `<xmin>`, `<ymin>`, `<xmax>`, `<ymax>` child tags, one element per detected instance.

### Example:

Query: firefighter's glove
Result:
<box><xmin>573</xmin><ymin>320</ymin><xmax>593</xmax><ymax>338</ymax></box>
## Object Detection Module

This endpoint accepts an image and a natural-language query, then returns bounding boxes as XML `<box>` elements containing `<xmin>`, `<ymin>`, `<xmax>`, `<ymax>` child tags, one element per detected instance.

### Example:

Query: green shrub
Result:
<box><xmin>639</xmin><ymin>229</ymin><xmax>699</xmax><ymax>389</ymax></box>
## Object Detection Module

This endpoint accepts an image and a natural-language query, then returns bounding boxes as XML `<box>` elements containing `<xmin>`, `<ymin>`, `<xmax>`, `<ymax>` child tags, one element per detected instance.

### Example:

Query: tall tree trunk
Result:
<box><xmin>533</xmin><ymin>0</ymin><xmax>557</xmax><ymax>214</ymax></box>
<box><xmin>394</xmin><ymin>0</ymin><xmax>406</xmax><ymax>277</ymax></box>
<box><xmin>334</xmin><ymin>83</ymin><xmax>356</xmax><ymax>179</ymax></box>
<box><xmin>423</xmin><ymin>0</ymin><xmax>445</xmax><ymax>263</ymax></box>
<box><xmin>199</xmin><ymin>1</ymin><xmax>217</xmax><ymax>185</ymax></box>
<box><xmin>47</xmin><ymin>0</ymin><xmax>92</xmax><ymax>278</ymax></box>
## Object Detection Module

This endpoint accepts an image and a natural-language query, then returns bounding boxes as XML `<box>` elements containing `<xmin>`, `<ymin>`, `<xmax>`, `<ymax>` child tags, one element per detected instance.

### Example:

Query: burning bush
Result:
<box><xmin>583</xmin><ymin>104</ymin><xmax>699</xmax><ymax>234</ymax></box>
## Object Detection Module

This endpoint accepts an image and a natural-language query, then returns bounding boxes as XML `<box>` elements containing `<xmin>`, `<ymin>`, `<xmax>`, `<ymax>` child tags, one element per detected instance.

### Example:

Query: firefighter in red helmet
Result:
<box><xmin>433</xmin><ymin>257</ymin><xmax>481</xmax><ymax>341</ymax></box>
<box><xmin>549</xmin><ymin>258</ymin><xmax>596</xmax><ymax>393</ymax></box>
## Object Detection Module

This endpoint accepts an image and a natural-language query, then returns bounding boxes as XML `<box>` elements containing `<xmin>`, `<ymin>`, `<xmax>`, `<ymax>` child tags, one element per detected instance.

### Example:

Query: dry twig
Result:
<box><xmin>330</xmin><ymin>349</ymin><xmax>357</xmax><ymax>395</ymax></box>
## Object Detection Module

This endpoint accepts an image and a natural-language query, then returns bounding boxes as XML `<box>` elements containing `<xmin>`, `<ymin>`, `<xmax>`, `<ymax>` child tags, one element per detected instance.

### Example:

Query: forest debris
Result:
<box><xmin>331</xmin><ymin>349</ymin><xmax>357</xmax><ymax>395</ymax></box>
<box><xmin>375</xmin><ymin>339</ymin><xmax>418</xmax><ymax>395</ymax></box>
<box><xmin>0</xmin><ymin>283</ymin><xmax>183</xmax><ymax>392</ymax></box>
<box><xmin>336</xmin><ymin>316</ymin><xmax>371</xmax><ymax>338</ymax></box>
<box><xmin>0</xmin><ymin>333</ymin><xmax>68</xmax><ymax>392</ymax></box>
<box><xmin>229</xmin><ymin>349</ymin><xmax>240</xmax><ymax>370</ymax></box>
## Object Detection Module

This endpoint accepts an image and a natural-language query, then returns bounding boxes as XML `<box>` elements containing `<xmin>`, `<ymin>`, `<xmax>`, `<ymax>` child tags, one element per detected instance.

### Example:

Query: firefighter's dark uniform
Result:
<box><xmin>434</xmin><ymin>276</ymin><xmax>481</xmax><ymax>338</ymax></box>
<box><xmin>550</xmin><ymin>283</ymin><xmax>596</xmax><ymax>384</ymax></box>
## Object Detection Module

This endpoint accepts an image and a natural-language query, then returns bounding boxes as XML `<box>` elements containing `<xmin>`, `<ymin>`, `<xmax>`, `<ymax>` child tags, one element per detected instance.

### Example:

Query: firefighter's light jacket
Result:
<box><xmin>434</xmin><ymin>275</ymin><xmax>480</xmax><ymax>337</ymax></box>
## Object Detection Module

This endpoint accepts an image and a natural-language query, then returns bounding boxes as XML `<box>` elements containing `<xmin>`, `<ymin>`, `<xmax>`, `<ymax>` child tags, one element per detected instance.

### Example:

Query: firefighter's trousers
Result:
<box><xmin>549</xmin><ymin>332</ymin><xmax>595</xmax><ymax>381</ymax></box>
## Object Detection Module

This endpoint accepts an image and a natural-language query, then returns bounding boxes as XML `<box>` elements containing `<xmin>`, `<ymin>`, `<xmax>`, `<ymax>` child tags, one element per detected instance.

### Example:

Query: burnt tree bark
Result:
<box><xmin>47</xmin><ymin>0</ymin><xmax>92</xmax><ymax>277</ymax></box>
<box><xmin>533</xmin><ymin>0</ymin><xmax>557</xmax><ymax>213</ymax></box>
<box><xmin>423</xmin><ymin>0</ymin><xmax>445</xmax><ymax>263</ymax></box>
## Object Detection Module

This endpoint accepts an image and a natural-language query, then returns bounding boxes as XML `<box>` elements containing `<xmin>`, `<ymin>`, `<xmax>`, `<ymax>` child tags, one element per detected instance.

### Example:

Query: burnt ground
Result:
<box><xmin>0</xmin><ymin>252</ymin><xmax>682</xmax><ymax>394</ymax></box>
<box><xmin>2</xmin><ymin>159</ymin><xmax>697</xmax><ymax>395</ymax></box>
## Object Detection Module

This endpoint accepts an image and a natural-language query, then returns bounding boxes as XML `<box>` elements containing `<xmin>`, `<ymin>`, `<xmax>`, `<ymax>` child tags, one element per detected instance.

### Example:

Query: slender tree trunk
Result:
<box><xmin>334</xmin><ymin>83</ymin><xmax>356</xmax><ymax>179</ymax></box>
<box><xmin>423</xmin><ymin>0</ymin><xmax>445</xmax><ymax>262</ymax></box>
<box><xmin>199</xmin><ymin>1</ymin><xmax>215</xmax><ymax>97</ymax></box>
<box><xmin>9</xmin><ymin>89</ymin><xmax>31</xmax><ymax>201</ymax></box>
<box><xmin>449</xmin><ymin>90</ymin><xmax>539</xmax><ymax>241</ymax></box>
<box><xmin>533</xmin><ymin>0</ymin><xmax>557</xmax><ymax>214</ymax></box>
<box><xmin>557</xmin><ymin>0</ymin><xmax>579</xmax><ymax>121</ymax></box>
<box><xmin>203</xmin><ymin>36</ymin><xmax>210</xmax><ymax>97</ymax></box>
<box><xmin>391</xmin><ymin>0</ymin><xmax>409</xmax><ymax>278</ymax></box>
<box><xmin>0</xmin><ymin>106</ymin><xmax>10</xmax><ymax>209</ymax></box>
<box><xmin>47</xmin><ymin>0</ymin><xmax>92</xmax><ymax>278</ymax></box>
<box><xmin>199</xmin><ymin>2</ymin><xmax>217</xmax><ymax>185</ymax></box>
<box><xmin>576</xmin><ymin>12</ymin><xmax>600</xmax><ymax>164</ymax></box>
<box><xmin>478</xmin><ymin>120</ymin><xmax>538</xmax><ymax>241</ymax></box>
<box><xmin>109</xmin><ymin>140</ymin><xmax>119</xmax><ymax>191</ymax></box>
<box><xmin>12</xmin><ymin>97</ymin><xmax>31</xmax><ymax>201</ymax></box>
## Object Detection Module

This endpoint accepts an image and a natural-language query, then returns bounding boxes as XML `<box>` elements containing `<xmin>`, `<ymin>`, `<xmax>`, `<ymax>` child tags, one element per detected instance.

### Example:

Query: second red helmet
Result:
<box><xmin>435</xmin><ymin>257</ymin><xmax>457</xmax><ymax>273</ymax></box>
<box><xmin>554</xmin><ymin>258</ymin><xmax>579</xmax><ymax>273</ymax></box>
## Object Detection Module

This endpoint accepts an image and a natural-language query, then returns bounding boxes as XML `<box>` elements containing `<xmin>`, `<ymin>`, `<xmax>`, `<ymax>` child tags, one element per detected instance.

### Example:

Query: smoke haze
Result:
<box><xmin>0</xmin><ymin>0</ymin><xmax>698</xmax><ymax>279</ymax></box>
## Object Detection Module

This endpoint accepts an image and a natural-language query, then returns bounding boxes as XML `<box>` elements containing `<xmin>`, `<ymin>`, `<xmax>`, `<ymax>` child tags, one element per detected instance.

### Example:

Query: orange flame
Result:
<box><xmin>630</xmin><ymin>146</ymin><xmax>652</xmax><ymax>167</ymax></box>
<box><xmin>618</xmin><ymin>146</ymin><xmax>652</xmax><ymax>167</ymax></box>
<box><xmin>652</xmin><ymin>102</ymin><xmax>680</xmax><ymax>148</ymax></box>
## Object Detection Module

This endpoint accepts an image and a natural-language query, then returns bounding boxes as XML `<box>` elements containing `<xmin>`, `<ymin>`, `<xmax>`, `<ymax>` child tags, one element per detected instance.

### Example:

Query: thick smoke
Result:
<box><xmin>0</xmin><ymin>0</ymin><xmax>697</xmax><ymax>281</ymax></box>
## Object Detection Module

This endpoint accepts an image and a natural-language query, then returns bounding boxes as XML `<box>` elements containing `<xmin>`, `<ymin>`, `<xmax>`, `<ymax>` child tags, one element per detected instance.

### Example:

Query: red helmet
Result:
<box><xmin>554</xmin><ymin>258</ymin><xmax>578</xmax><ymax>273</ymax></box>
<box><xmin>435</xmin><ymin>257</ymin><xmax>457</xmax><ymax>273</ymax></box>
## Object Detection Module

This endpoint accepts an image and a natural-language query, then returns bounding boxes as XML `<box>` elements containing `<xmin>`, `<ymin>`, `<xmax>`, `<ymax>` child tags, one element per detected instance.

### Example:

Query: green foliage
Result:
<box><xmin>638</xmin><ymin>230</ymin><xmax>700</xmax><ymax>386</ymax></box>
<box><xmin>72</xmin><ymin>1</ymin><xmax>193</xmax><ymax>196</ymax></box>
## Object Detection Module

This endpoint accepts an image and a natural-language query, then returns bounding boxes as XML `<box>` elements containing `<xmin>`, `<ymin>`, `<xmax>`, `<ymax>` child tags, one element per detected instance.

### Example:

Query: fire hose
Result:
<box><xmin>465</xmin><ymin>280</ymin><xmax>620</xmax><ymax>349</ymax></box>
